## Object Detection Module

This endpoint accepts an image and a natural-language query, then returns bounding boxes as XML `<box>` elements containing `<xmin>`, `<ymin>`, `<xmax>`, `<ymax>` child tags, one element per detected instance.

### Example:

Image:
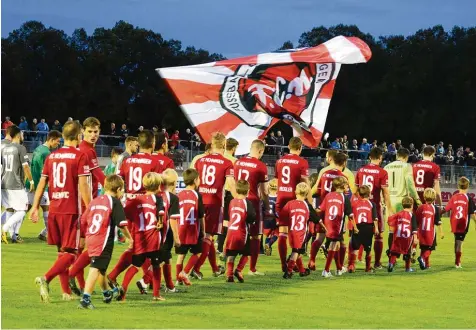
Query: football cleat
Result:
<box><xmin>35</xmin><ymin>276</ymin><xmax>50</xmax><ymax>303</ymax></box>
<box><xmin>213</xmin><ymin>266</ymin><xmax>225</xmax><ymax>277</ymax></box>
<box><xmin>308</xmin><ymin>261</ymin><xmax>316</xmax><ymax>271</ymax></box>
<box><xmin>365</xmin><ymin>268</ymin><xmax>375</xmax><ymax>274</ymax></box>
<box><xmin>335</xmin><ymin>269</ymin><xmax>344</xmax><ymax>276</ymax></box>
<box><xmin>1</xmin><ymin>232</ymin><xmax>8</xmax><ymax>244</ymax></box>
<box><xmin>62</xmin><ymin>293</ymin><xmax>75</xmax><ymax>301</ymax></box>
<box><xmin>374</xmin><ymin>264</ymin><xmax>383</xmax><ymax>270</ymax></box>
<box><xmin>69</xmin><ymin>278</ymin><xmax>81</xmax><ymax>296</ymax></box>
<box><xmin>417</xmin><ymin>256</ymin><xmax>426</xmax><ymax>270</ymax></box>
<box><xmin>14</xmin><ymin>234</ymin><xmax>24</xmax><ymax>243</ymax></box>
<box><xmin>248</xmin><ymin>270</ymin><xmax>265</xmax><ymax>276</ymax></box>
<box><xmin>164</xmin><ymin>287</ymin><xmax>181</xmax><ymax>293</ymax></box>
<box><xmin>233</xmin><ymin>270</ymin><xmax>245</xmax><ymax>283</ymax></box>
<box><xmin>190</xmin><ymin>269</ymin><xmax>203</xmax><ymax>280</ymax></box>
<box><xmin>341</xmin><ymin>266</ymin><xmax>348</xmax><ymax>273</ymax></box>
<box><xmin>178</xmin><ymin>272</ymin><xmax>192</xmax><ymax>286</ymax></box>
<box><xmin>348</xmin><ymin>265</ymin><xmax>355</xmax><ymax>273</ymax></box>
<box><xmin>136</xmin><ymin>281</ymin><xmax>148</xmax><ymax>294</ymax></box>
<box><xmin>78</xmin><ymin>300</ymin><xmax>95</xmax><ymax>310</ymax></box>
<box><xmin>405</xmin><ymin>268</ymin><xmax>415</xmax><ymax>273</ymax></box>
<box><xmin>103</xmin><ymin>291</ymin><xmax>113</xmax><ymax>304</ymax></box>
<box><xmin>115</xmin><ymin>287</ymin><xmax>125</xmax><ymax>301</ymax></box>
<box><xmin>387</xmin><ymin>263</ymin><xmax>394</xmax><ymax>273</ymax></box>
<box><xmin>106</xmin><ymin>275</ymin><xmax>119</xmax><ymax>290</ymax></box>
<box><xmin>38</xmin><ymin>234</ymin><xmax>47</xmax><ymax>242</ymax></box>
<box><xmin>264</xmin><ymin>244</ymin><xmax>272</xmax><ymax>256</ymax></box>
<box><xmin>455</xmin><ymin>264</ymin><xmax>463</xmax><ymax>269</ymax></box>
<box><xmin>282</xmin><ymin>271</ymin><xmax>293</xmax><ymax>279</ymax></box>
<box><xmin>299</xmin><ymin>268</ymin><xmax>311</xmax><ymax>277</ymax></box>
<box><xmin>153</xmin><ymin>296</ymin><xmax>166</xmax><ymax>301</ymax></box>
<box><xmin>226</xmin><ymin>276</ymin><xmax>235</xmax><ymax>283</ymax></box>
<box><xmin>321</xmin><ymin>270</ymin><xmax>333</xmax><ymax>278</ymax></box>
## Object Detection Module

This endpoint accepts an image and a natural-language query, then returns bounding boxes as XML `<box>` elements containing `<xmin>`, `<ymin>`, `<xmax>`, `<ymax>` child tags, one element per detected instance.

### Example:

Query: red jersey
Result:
<box><xmin>124</xmin><ymin>194</ymin><xmax>165</xmax><ymax>254</ymax></box>
<box><xmin>194</xmin><ymin>153</ymin><xmax>234</xmax><ymax>205</ymax></box>
<box><xmin>388</xmin><ymin>210</ymin><xmax>417</xmax><ymax>255</ymax></box>
<box><xmin>355</xmin><ymin>163</ymin><xmax>388</xmax><ymax>205</ymax></box>
<box><xmin>317</xmin><ymin>168</ymin><xmax>346</xmax><ymax>201</ymax></box>
<box><xmin>275</xmin><ymin>154</ymin><xmax>309</xmax><ymax>208</ymax></box>
<box><xmin>352</xmin><ymin>198</ymin><xmax>378</xmax><ymax>225</ymax></box>
<box><xmin>42</xmin><ymin>146</ymin><xmax>90</xmax><ymax>214</ymax></box>
<box><xmin>416</xmin><ymin>203</ymin><xmax>441</xmax><ymax>247</ymax></box>
<box><xmin>234</xmin><ymin>156</ymin><xmax>268</xmax><ymax>203</ymax></box>
<box><xmin>119</xmin><ymin>153</ymin><xmax>161</xmax><ymax>194</ymax></box>
<box><xmin>319</xmin><ymin>192</ymin><xmax>353</xmax><ymax>239</ymax></box>
<box><xmin>280</xmin><ymin>199</ymin><xmax>320</xmax><ymax>249</ymax></box>
<box><xmin>413</xmin><ymin>160</ymin><xmax>440</xmax><ymax>201</ymax></box>
<box><xmin>177</xmin><ymin>189</ymin><xmax>205</xmax><ymax>245</ymax></box>
<box><xmin>83</xmin><ymin>195</ymin><xmax>126</xmax><ymax>257</ymax></box>
<box><xmin>225</xmin><ymin>198</ymin><xmax>256</xmax><ymax>251</ymax></box>
<box><xmin>445</xmin><ymin>193</ymin><xmax>476</xmax><ymax>234</ymax></box>
<box><xmin>79</xmin><ymin>140</ymin><xmax>101</xmax><ymax>198</ymax></box>
<box><xmin>151</xmin><ymin>153</ymin><xmax>175</xmax><ymax>174</ymax></box>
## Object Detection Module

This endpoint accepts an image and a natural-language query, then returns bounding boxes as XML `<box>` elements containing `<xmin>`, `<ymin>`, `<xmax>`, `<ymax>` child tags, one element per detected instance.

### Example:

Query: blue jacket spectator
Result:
<box><xmin>359</xmin><ymin>138</ymin><xmax>371</xmax><ymax>159</ymax></box>
<box><xmin>18</xmin><ymin>116</ymin><xmax>29</xmax><ymax>131</ymax></box>
<box><xmin>330</xmin><ymin>138</ymin><xmax>341</xmax><ymax>150</ymax></box>
<box><xmin>36</xmin><ymin>119</ymin><xmax>49</xmax><ymax>142</ymax></box>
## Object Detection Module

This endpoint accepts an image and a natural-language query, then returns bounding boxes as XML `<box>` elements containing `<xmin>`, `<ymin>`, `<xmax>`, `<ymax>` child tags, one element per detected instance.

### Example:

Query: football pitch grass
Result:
<box><xmin>2</xmin><ymin>219</ymin><xmax>476</xmax><ymax>329</ymax></box>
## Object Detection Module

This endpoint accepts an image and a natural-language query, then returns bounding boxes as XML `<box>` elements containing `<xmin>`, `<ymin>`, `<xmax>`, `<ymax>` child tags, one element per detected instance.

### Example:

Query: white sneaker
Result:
<box><xmin>35</xmin><ymin>276</ymin><xmax>50</xmax><ymax>303</ymax></box>
<box><xmin>455</xmin><ymin>264</ymin><xmax>463</xmax><ymax>269</ymax></box>
<box><xmin>341</xmin><ymin>266</ymin><xmax>348</xmax><ymax>273</ymax></box>
<box><xmin>336</xmin><ymin>270</ymin><xmax>344</xmax><ymax>276</ymax></box>
<box><xmin>248</xmin><ymin>270</ymin><xmax>265</xmax><ymax>276</ymax></box>
<box><xmin>321</xmin><ymin>270</ymin><xmax>333</xmax><ymax>278</ymax></box>
<box><xmin>62</xmin><ymin>293</ymin><xmax>75</xmax><ymax>301</ymax></box>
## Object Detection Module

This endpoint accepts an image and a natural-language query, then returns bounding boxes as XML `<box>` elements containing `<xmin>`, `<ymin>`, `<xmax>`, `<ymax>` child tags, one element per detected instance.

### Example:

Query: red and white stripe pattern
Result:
<box><xmin>157</xmin><ymin>36</ymin><xmax>371</xmax><ymax>155</ymax></box>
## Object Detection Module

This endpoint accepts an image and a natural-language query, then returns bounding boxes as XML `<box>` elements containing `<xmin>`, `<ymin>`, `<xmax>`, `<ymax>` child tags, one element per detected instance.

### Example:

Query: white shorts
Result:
<box><xmin>28</xmin><ymin>191</ymin><xmax>50</xmax><ymax>206</ymax></box>
<box><xmin>1</xmin><ymin>189</ymin><xmax>29</xmax><ymax>211</ymax></box>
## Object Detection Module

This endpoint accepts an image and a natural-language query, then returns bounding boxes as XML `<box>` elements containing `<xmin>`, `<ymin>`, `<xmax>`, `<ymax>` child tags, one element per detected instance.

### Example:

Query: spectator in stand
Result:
<box><xmin>18</xmin><ymin>116</ymin><xmax>28</xmax><ymax>131</ymax></box>
<box><xmin>265</xmin><ymin>131</ymin><xmax>277</xmax><ymax>154</ymax></box>
<box><xmin>437</xmin><ymin>141</ymin><xmax>445</xmax><ymax>156</ymax></box>
<box><xmin>330</xmin><ymin>137</ymin><xmax>341</xmax><ymax>150</ymax></box>
<box><xmin>408</xmin><ymin>143</ymin><xmax>419</xmax><ymax>163</ymax></box>
<box><xmin>350</xmin><ymin>139</ymin><xmax>359</xmax><ymax>160</ymax></box>
<box><xmin>455</xmin><ymin>146</ymin><xmax>465</xmax><ymax>165</ymax></box>
<box><xmin>184</xmin><ymin>128</ymin><xmax>194</xmax><ymax>149</ymax></box>
<box><xmin>381</xmin><ymin>142</ymin><xmax>388</xmax><ymax>153</ymax></box>
<box><xmin>161</xmin><ymin>128</ymin><xmax>169</xmax><ymax>139</ymax></box>
<box><xmin>341</xmin><ymin>135</ymin><xmax>349</xmax><ymax>150</ymax></box>
<box><xmin>168</xmin><ymin>144</ymin><xmax>184</xmax><ymax>171</ymax></box>
<box><xmin>387</xmin><ymin>142</ymin><xmax>397</xmax><ymax>161</ymax></box>
<box><xmin>171</xmin><ymin>130</ymin><xmax>180</xmax><ymax>149</ymax></box>
<box><xmin>359</xmin><ymin>138</ymin><xmax>371</xmax><ymax>160</ymax></box>
<box><xmin>2</xmin><ymin>117</ymin><xmax>14</xmax><ymax>130</ymax></box>
<box><xmin>31</xmin><ymin>118</ymin><xmax>38</xmax><ymax>142</ymax></box>
<box><xmin>276</xmin><ymin>130</ymin><xmax>285</xmax><ymax>156</ymax></box>
<box><xmin>447</xmin><ymin>144</ymin><xmax>454</xmax><ymax>158</ymax></box>
<box><xmin>192</xmin><ymin>132</ymin><xmax>202</xmax><ymax>150</ymax></box>
<box><xmin>109</xmin><ymin>122</ymin><xmax>117</xmax><ymax>136</ymax></box>
<box><xmin>137</xmin><ymin>125</ymin><xmax>144</xmax><ymax>134</ymax></box>
<box><xmin>396</xmin><ymin>139</ymin><xmax>403</xmax><ymax>150</ymax></box>
<box><xmin>67</xmin><ymin>117</ymin><xmax>73</xmax><ymax>121</ymax></box>
<box><xmin>372</xmin><ymin>140</ymin><xmax>378</xmax><ymax>149</ymax></box>
<box><xmin>51</xmin><ymin>120</ymin><xmax>62</xmax><ymax>132</ymax></box>
<box><xmin>152</xmin><ymin>125</ymin><xmax>159</xmax><ymax>133</ymax></box>
<box><xmin>120</xmin><ymin>123</ymin><xmax>129</xmax><ymax>140</ymax></box>
<box><xmin>37</xmin><ymin>118</ymin><xmax>49</xmax><ymax>143</ymax></box>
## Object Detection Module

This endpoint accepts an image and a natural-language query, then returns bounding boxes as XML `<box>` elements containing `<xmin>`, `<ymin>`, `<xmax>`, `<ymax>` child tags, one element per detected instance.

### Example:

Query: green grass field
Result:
<box><xmin>2</xmin><ymin>218</ymin><xmax>476</xmax><ymax>329</ymax></box>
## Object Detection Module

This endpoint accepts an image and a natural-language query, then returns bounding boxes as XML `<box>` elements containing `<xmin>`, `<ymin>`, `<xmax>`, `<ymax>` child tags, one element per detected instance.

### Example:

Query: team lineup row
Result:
<box><xmin>1</xmin><ymin>119</ymin><xmax>475</xmax><ymax>309</ymax></box>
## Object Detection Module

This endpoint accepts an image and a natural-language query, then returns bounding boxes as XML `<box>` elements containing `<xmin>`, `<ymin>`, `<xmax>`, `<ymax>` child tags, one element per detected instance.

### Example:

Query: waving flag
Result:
<box><xmin>157</xmin><ymin>36</ymin><xmax>371</xmax><ymax>155</ymax></box>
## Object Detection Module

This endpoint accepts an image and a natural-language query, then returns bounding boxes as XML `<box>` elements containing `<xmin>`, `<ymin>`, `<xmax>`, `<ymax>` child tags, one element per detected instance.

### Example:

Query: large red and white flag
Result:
<box><xmin>157</xmin><ymin>36</ymin><xmax>371</xmax><ymax>155</ymax></box>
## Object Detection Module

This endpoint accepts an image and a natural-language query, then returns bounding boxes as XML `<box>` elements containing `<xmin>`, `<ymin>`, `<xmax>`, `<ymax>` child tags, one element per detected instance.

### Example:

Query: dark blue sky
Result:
<box><xmin>2</xmin><ymin>0</ymin><xmax>475</xmax><ymax>58</ymax></box>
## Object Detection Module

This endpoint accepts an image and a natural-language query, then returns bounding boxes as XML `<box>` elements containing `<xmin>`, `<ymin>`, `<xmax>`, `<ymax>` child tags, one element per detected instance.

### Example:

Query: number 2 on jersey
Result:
<box><xmin>139</xmin><ymin>212</ymin><xmax>157</xmax><ymax>231</ymax></box>
<box><xmin>228</xmin><ymin>212</ymin><xmax>241</xmax><ymax>230</ymax></box>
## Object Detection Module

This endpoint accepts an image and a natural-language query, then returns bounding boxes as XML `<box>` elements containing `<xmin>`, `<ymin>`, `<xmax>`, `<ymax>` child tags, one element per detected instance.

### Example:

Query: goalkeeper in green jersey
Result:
<box><xmin>26</xmin><ymin>131</ymin><xmax>62</xmax><ymax>241</ymax></box>
<box><xmin>384</xmin><ymin>147</ymin><xmax>421</xmax><ymax>254</ymax></box>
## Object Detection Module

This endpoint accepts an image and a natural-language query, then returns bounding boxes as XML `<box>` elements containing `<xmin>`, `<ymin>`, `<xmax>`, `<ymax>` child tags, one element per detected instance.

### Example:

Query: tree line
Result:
<box><xmin>2</xmin><ymin>21</ymin><xmax>475</xmax><ymax>148</ymax></box>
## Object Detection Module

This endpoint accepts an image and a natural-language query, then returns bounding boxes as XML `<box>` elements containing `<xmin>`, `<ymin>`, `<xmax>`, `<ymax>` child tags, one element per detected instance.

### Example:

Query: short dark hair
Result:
<box><xmin>288</xmin><ymin>137</ymin><xmax>302</xmax><ymax>151</ymax></box>
<box><xmin>111</xmin><ymin>147</ymin><xmax>123</xmax><ymax>157</ymax></box>
<box><xmin>397</xmin><ymin>148</ymin><xmax>410</xmax><ymax>158</ymax></box>
<box><xmin>236</xmin><ymin>180</ymin><xmax>250</xmax><ymax>195</ymax></box>
<box><xmin>47</xmin><ymin>130</ymin><xmax>62</xmax><ymax>141</ymax></box>
<box><xmin>333</xmin><ymin>152</ymin><xmax>348</xmax><ymax>167</ymax></box>
<box><xmin>9</xmin><ymin>125</ymin><xmax>21</xmax><ymax>139</ymax></box>
<box><xmin>5</xmin><ymin>125</ymin><xmax>17</xmax><ymax>137</ymax></box>
<box><xmin>402</xmin><ymin>196</ymin><xmax>414</xmax><ymax>209</ymax></box>
<box><xmin>83</xmin><ymin>117</ymin><xmax>101</xmax><ymax>128</ymax></box>
<box><xmin>155</xmin><ymin>132</ymin><xmax>167</xmax><ymax>150</ymax></box>
<box><xmin>357</xmin><ymin>185</ymin><xmax>371</xmax><ymax>198</ymax></box>
<box><xmin>369</xmin><ymin>147</ymin><xmax>383</xmax><ymax>160</ymax></box>
<box><xmin>226</xmin><ymin>138</ymin><xmax>239</xmax><ymax>151</ymax></box>
<box><xmin>138</xmin><ymin>130</ymin><xmax>155</xmax><ymax>149</ymax></box>
<box><xmin>423</xmin><ymin>146</ymin><xmax>436</xmax><ymax>157</ymax></box>
<box><xmin>183</xmin><ymin>169</ymin><xmax>199</xmax><ymax>186</ymax></box>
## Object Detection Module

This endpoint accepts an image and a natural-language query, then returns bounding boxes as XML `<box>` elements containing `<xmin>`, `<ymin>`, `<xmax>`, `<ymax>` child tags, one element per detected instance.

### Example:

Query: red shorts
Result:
<box><xmin>204</xmin><ymin>204</ymin><xmax>223</xmax><ymax>235</ymax></box>
<box><xmin>275</xmin><ymin>199</ymin><xmax>292</xmax><ymax>227</ymax></box>
<box><xmin>47</xmin><ymin>213</ymin><xmax>80</xmax><ymax>251</ymax></box>
<box><xmin>289</xmin><ymin>229</ymin><xmax>307</xmax><ymax>249</ymax></box>
<box><xmin>249</xmin><ymin>200</ymin><xmax>263</xmax><ymax>237</ymax></box>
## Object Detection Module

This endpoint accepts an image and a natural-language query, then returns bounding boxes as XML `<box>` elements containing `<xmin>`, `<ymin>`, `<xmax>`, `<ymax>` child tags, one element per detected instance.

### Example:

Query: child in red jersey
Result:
<box><xmin>415</xmin><ymin>188</ymin><xmax>443</xmax><ymax>270</ymax></box>
<box><xmin>387</xmin><ymin>197</ymin><xmax>418</xmax><ymax>273</ymax></box>
<box><xmin>348</xmin><ymin>185</ymin><xmax>379</xmax><ymax>273</ymax></box>
<box><xmin>442</xmin><ymin>177</ymin><xmax>476</xmax><ymax>268</ymax></box>
<box><xmin>318</xmin><ymin>177</ymin><xmax>355</xmax><ymax>278</ymax></box>
<box><xmin>79</xmin><ymin>175</ymin><xmax>132</xmax><ymax>309</ymax></box>
<box><xmin>175</xmin><ymin>169</ymin><xmax>205</xmax><ymax>286</ymax></box>
<box><xmin>280</xmin><ymin>182</ymin><xmax>321</xmax><ymax>279</ymax></box>
<box><xmin>225</xmin><ymin>180</ymin><xmax>256</xmax><ymax>283</ymax></box>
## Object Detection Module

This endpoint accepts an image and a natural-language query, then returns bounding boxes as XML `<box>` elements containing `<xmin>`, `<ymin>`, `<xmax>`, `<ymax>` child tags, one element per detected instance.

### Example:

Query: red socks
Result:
<box><xmin>374</xmin><ymin>238</ymin><xmax>383</xmax><ymax>266</ymax></box>
<box><xmin>59</xmin><ymin>269</ymin><xmax>72</xmax><ymax>294</ymax></box>
<box><xmin>390</xmin><ymin>255</ymin><xmax>397</xmax><ymax>265</ymax></box>
<box><xmin>236</xmin><ymin>256</ymin><xmax>248</xmax><ymax>272</ymax></box>
<box><xmin>163</xmin><ymin>263</ymin><xmax>174</xmax><ymax>289</ymax></box>
<box><xmin>309</xmin><ymin>239</ymin><xmax>322</xmax><ymax>263</ymax></box>
<box><xmin>152</xmin><ymin>267</ymin><xmax>161</xmax><ymax>298</ymax></box>
<box><xmin>143</xmin><ymin>269</ymin><xmax>153</xmax><ymax>285</ymax></box>
<box><xmin>108</xmin><ymin>250</ymin><xmax>133</xmax><ymax>282</ymax></box>
<box><xmin>278</xmin><ymin>234</ymin><xmax>288</xmax><ymax>270</ymax></box>
<box><xmin>287</xmin><ymin>259</ymin><xmax>296</xmax><ymax>273</ymax></box>
<box><xmin>455</xmin><ymin>251</ymin><xmax>462</xmax><ymax>265</ymax></box>
<box><xmin>184</xmin><ymin>254</ymin><xmax>199</xmax><ymax>274</ymax></box>
<box><xmin>405</xmin><ymin>258</ymin><xmax>411</xmax><ymax>270</ymax></box>
<box><xmin>296</xmin><ymin>256</ymin><xmax>305</xmax><ymax>273</ymax></box>
<box><xmin>357</xmin><ymin>246</ymin><xmax>364</xmax><ymax>261</ymax></box>
<box><xmin>348</xmin><ymin>253</ymin><xmax>356</xmax><ymax>268</ymax></box>
<box><xmin>339</xmin><ymin>245</ymin><xmax>346</xmax><ymax>266</ymax></box>
<box><xmin>208</xmin><ymin>242</ymin><xmax>219</xmax><ymax>272</ymax></box>
<box><xmin>325</xmin><ymin>250</ymin><xmax>335</xmax><ymax>272</ymax></box>
<box><xmin>226</xmin><ymin>261</ymin><xmax>234</xmax><ymax>277</ymax></box>
<box><xmin>69</xmin><ymin>250</ymin><xmax>90</xmax><ymax>289</ymax></box>
<box><xmin>365</xmin><ymin>255</ymin><xmax>372</xmax><ymax>271</ymax></box>
<box><xmin>249</xmin><ymin>239</ymin><xmax>260</xmax><ymax>272</ymax></box>
<box><xmin>176</xmin><ymin>264</ymin><xmax>183</xmax><ymax>280</ymax></box>
<box><xmin>45</xmin><ymin>252</ymin><xmax>75</xmax><ymax>283</ymax></box>
<box><xmin>194</xmin><ymin>238</ymin><xmax>211</xmax><ymax>272</ymax></box>
<box><xmin>121</xmin><ymin>266</ymin><xmax>139</xmax><ymax>298</ymax></box>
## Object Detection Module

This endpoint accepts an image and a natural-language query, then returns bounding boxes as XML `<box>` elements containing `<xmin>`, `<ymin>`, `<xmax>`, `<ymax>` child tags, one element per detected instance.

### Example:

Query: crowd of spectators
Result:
<box><xmin>1</xmin><ymin>116</ymin><xmax>475</xmax><ymax>167</ymax></box>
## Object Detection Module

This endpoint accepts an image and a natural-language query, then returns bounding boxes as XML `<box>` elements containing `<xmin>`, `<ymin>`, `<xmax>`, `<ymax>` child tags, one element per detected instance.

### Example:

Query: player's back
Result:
<box><xmin>318</xmin><ymin>168</ymin><xmax>345</xmax><ymax>200</ymax></box>
<box><xmin>413</xmin><ymin>160</ymin><xmax>440</xmax><ymax>200</ymax></box>
<box><xmin>445</xmin><ymin>193</ymin><xmax>474</xmax><ymax>234</ymax></box>
<box><xmin>1</xmin><ymin>142</ymin><xmax>28</xmax><ymax>190</ymax></box>
<box><xmin>43</xmin><ymin>146</ymin><xmax>90</xmax><ymax>214</ymax></box>
<box><xmin>356</xmin><ymin>163</ymin><xmax>388</xmax><ymax>204</ymax></box>
<box><xmin>384</xmin><ymin>160</ymin><xmax>413</xmax><ymax>199</ymax></box>
<box><xmin>151</xmin><ymin>152</ymin><xmax>174</xmax><ymax>174</ymax></box>
<box><xmin>234</xmin><ymin>156</ymin><xmax>268</xmax><ymax>202</ymax></box>
<box><xmin>352</xmin><ymin>198</ymin><xmax>375</xmax><ymax>225</ymax></box>
<box><xmin>275</xmin><ymin>154</ymin><xmax>308</xmax><ymax>205</ymax></box>
<box><xmin>120</xmin><ymin>152</ymin><xmax>160</xmax><ymax>195</ymax></box>
<box><xmin>30</xmin><ymin>145</ymin><xmax>50</xmax><ymax>187</ymax></box>
<box><xmin>178</xmin><ymin>189</ymin><xmax>203</xmax><ymax>245</ymax></box>
<box><xmin>416</xmin><ymin>203</ymin><xmax>438</xmax><ymax>245</ymax></box>
<box><xmin>194</xmin><ymin>153</ymin><xmax>233</xmax><ymax>205</ymax></box>
<box><xmin>83</xmin><ymin>194</ymin><xmax>115</xmax><ymax>256</ymax></box>
<box><xmin>227</xmin><ymin>198</ymin><xmax>253</xmax><ymax>248</ymax></box>
<box><xmin>320</xmin><ymin>192</ymin><xmax>350</xmax><ymax>238</ymax></box>
<box><xmin>285</xmin><ymin>200</ymin><xmax>310</xmax><ymax>233</ymax></box>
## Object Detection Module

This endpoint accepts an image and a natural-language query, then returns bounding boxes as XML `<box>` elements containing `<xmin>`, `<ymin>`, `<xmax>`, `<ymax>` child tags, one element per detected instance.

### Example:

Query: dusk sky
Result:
<box><xmin>2</xmin><ymin>0</ymin><xmax>475</xmax><ymax>58</ymax></box>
